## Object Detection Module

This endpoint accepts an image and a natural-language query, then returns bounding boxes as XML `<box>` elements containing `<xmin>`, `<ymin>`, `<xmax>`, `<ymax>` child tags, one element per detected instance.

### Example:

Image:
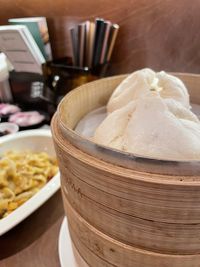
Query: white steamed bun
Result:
<box><xmin>94</xmin><ymin>92</ymin><xmax>200</xmax><ymax>161</ymax></box>
<box><xmin>107</xmin><ymin>68</ymin><xmax>190</xmax><ymax>113</ymax></box>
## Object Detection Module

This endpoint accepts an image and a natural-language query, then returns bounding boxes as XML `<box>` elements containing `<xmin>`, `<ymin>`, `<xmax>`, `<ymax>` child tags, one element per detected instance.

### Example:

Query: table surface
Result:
<box><xmin>0</xmin><ymin>190</ymin><xmax>64</xmax><ymax>267</ymax></box>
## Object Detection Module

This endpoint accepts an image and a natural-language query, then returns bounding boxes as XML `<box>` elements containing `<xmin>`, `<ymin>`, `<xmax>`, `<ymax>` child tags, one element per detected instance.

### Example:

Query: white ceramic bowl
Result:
<box><xmin>0</xmin><ymin>129</ymin><xmax>60</xmax><ymax>236</ymax></box>
<box><xmin>0</xmin><ymin>122</ymin><xmax>19</xmax><ymax>136</ymax></box>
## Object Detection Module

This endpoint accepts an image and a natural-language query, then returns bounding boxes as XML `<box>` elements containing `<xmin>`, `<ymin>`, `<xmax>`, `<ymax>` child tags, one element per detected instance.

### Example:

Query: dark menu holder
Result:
<box><xmin>8</xmin><ymin>57</ymin><xmax>109</xmax><ymax>118</ymax></box>
<box><xmin>42</xmin><ymin>57</ymin><xmax>109</xmax><ymax>105</ymax></box>
<box><xmin>9</xmin><ymin>71</ymin><xmax>56</xmax><ymax>118</ymax></box>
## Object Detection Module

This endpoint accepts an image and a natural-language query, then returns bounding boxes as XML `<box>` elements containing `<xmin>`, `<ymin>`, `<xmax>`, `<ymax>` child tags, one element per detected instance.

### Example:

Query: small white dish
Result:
<box><xmin>0</xmin><ymin>122</ymin><xmax>19</xmax><ymax>136</ymax></box>
<box><xmin>0</xmin><ymin>129</ymin><xmax>60</xmax><ymax>236</ymax></box>
<box><xmin>59</xmin><ymin>217</ymin><xmax>89</xmax><ymax>267</ymax></box>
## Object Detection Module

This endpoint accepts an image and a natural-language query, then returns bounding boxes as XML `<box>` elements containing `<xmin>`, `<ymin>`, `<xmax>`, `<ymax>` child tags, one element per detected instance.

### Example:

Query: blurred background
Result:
<box><xmin>0</xmin><ymin>0</ymin><xmax>200</xmax><ymax>75</ymax></box>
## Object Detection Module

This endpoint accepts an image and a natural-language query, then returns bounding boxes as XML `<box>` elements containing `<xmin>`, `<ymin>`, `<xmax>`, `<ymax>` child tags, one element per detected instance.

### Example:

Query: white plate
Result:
<box><xmin>0</xmin><ymin>129</ymin><xmax>60</xmax><ymax>236</ymax></box>
<box><xmin>59</xmin><ymin>217</ymin><xmax>89</xmax><ymax>267</ymax></box>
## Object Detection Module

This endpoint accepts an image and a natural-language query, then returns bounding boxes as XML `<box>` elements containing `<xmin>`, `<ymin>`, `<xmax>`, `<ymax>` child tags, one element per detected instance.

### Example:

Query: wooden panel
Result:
<box><xmin>0</xmin><ymin>0</ymin><xmax>200</xmax><ymax>74</ymax></box>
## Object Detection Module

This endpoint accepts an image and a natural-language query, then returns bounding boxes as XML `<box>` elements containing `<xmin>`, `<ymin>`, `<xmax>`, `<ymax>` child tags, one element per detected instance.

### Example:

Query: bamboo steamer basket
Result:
<box><xmin>51</xmin><ymin>73</ymin><xmax>200</xmax><ymax>264</ymax></box>
<box><xmin>72</xmin><ymin>242</ymin><xmax>89</xmax><ymax>267</ymax></box>
<box><xmin>65</xmin><ymin>195</ymin><xmax>200</xmax><ymax>267</ymax></box>
<box><xmin>52</xmin><ymin>113</ymin><xmax>200</xmax><ymax>255</ymax></box>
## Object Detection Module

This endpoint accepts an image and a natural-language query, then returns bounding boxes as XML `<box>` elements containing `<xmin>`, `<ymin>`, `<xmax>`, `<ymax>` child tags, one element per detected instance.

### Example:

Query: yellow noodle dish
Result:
<box><xmin>0</xmin><ymin>150</ymin><xmax>58</xmax><ymax>218</ymax></box>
